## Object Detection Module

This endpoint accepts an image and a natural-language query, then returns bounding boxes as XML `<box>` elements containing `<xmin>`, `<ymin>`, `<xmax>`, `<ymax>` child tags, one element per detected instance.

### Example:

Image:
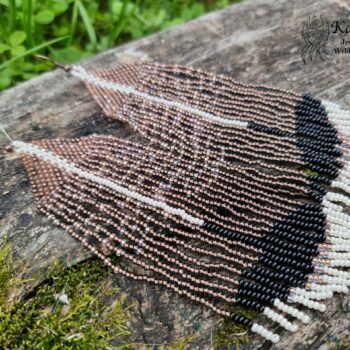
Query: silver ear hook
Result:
<box><xmin>33</xmin><ymin>54</ymin><xmax>72</xmax><ymax>72</ymax></box>
<box><xmin>0</xmin><ymin>125</ymin><xmax>14</xmax><ymax>152</ymax></box>
<box><xmin>0</xmin><ymin>125</ymin><xmax>13</xmax><ymax>143</ymax></box>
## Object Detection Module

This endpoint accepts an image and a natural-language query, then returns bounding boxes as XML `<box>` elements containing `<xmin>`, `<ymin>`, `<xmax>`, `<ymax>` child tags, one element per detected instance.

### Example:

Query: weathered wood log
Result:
<box><xmin>1</xmin><ymin>0</ymin><xmax>350</xmax><ymax>348</ymax></box>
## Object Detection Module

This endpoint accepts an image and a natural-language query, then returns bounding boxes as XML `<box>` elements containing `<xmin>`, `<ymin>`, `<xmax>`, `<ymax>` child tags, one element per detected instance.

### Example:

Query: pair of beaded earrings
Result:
<box><xmin>4</xmin><ymin>58</ymin><xmax>350</xmax><ymax>343</ymax></box>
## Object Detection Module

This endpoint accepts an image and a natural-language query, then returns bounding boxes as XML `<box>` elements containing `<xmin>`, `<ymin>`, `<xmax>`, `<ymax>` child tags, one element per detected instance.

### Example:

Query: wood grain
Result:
<box><xmin>1</xmin><ymin>0</ymin><xmax>350</xmax><ymax>348</ymax></box>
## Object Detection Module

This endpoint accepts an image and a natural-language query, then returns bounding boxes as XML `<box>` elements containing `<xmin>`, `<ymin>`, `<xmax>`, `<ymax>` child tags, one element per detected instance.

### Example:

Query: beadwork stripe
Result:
<box><xmin>13</xmin><ymin>140</ymin><xmax>204</xmax><ymax>226</ymax></box>
<box><xmin>70</xmin><ymin>65</ymin><xmax>249</xmax><ymax>128</ymax></box>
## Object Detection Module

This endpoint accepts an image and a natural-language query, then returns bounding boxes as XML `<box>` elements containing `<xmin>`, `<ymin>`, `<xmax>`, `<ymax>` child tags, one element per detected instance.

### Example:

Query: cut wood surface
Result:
<box><xmin>1</xmin><ymin>0</ymin><xmax>350</xmax><ymax>349</ymax></box>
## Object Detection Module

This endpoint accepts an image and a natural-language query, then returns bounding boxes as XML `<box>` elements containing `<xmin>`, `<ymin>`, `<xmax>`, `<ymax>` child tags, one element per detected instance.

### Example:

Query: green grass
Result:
<box><xmin>0</xmin><ymin>0</ymin><xmax>241</xmax><ymax>91</ymax></box>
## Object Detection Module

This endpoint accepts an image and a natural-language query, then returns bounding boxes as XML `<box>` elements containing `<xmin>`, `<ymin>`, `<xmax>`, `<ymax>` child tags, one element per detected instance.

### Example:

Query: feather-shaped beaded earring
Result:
<box><xmin>4</xmin><ymin>57</ymin><xmax>350</xmax><ymax>343</ymax></box>
<box><xmin>66</xmin><ymin>61</ymin><xmax>350</xmax><ymax>316</ymax></box>
<box><xmin>67</xmin><ymin>61</ymin><xmax>350</xmax><ymax>277</ymax></box>
<box><xmin>9</xmin><ymin>126</ymin><xmax>344</xmax><ymax>341</ymax></box>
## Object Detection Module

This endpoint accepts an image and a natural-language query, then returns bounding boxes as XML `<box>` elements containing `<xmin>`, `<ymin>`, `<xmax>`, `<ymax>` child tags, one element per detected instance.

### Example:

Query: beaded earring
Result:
<box><xmin>68</xmin><ymin>61</ymin><xmax>350</xmax><ymax>271</ymax></box>
<box><xmin>66</xmin><ymin>60</ymin><xmax>350</xmax><ymax>333</ymax></box>
<box><xmin>5</xmin><ymin>57</ymin><xmax>350</xmax><ymax>343</ymax></box>
<box><xmin>6</xmin><ymin>132</ymin><xmax>325</xmax><ymax>343</ymax></box>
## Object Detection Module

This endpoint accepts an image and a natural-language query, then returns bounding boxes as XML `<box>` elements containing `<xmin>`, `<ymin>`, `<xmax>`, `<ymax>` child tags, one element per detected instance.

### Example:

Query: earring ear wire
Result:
<box><xmin>0</xmin><ymin>125</ymin><xmax>15</xmax><ymax>152</ymax></box>
<box><xmin>33</xmin><ymin>54</ymin><xmax>71</xmax><ymax>72</ymax></box>
<box><xmin>0</xmin><ymin>125</ymin><xmax>13</xmax><ymax>143</ymax></box>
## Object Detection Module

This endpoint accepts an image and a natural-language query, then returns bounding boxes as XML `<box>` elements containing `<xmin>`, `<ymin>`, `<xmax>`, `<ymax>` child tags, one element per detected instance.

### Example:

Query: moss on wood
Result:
<box><xmin>0</xmin><ymin>240</ymin><xmax>133</xmax><ymax>349</ymax></box>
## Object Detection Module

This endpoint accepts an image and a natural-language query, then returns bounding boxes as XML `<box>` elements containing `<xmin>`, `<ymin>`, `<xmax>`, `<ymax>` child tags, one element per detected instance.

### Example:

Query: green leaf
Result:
<box><xmin>162</xmin><ymin>17</ymin><xmax>185</xmax><ymax>30</ymax></box>
<box><xmin>86</xmin><ymin>2</ymin><xmax>98</xmax><ymax>18</ymax></box>
<box><xmin>50</xmin><ymin>46</ymin><xmax>91</xmax><ymax>64</ymax></box>
<box><xmin>22</xmin><ymin>0</ymin><xmax>34</xmax><ymax>47</ymax></box>
<box><xmin>54</xmin><ymin>25</ymin><xmax>69</xmax><ymax>37</ymax></box>
<box><xmin>9</xmin><ymin>31</ymin><xmax>27</xmax><ymax>47</ymax></box>
<box><xmin>21</xmin><ymin>61</ymin><xmax>44</xmax><ymax>72</ymax></box>
<box><xmin>51</xmin><ymin>0</ymin><xmax>69</xmax><ymax>16</ymax></box>
<box><xmin>0</xmin><ymin>43</ymin><xmax>10</xmax><ymax>53</ymax></box>
<box><xmin>10</xmin><ymin>44</ymin><xmax>26</xmax><ymax>56</ymax></box>
<box><xmin>22</xmin><ymin>72</ymin><xmax>37</xmax><ymax>80</ymax></box>
<box><xmin>111</xmin><ymin>1</ymin><xmax>123</xmax><ymax>16</ymax></box>
<box><xmin>111</xmin><ymin>0</ymin><xmax>134</xmax><ymax>20</ymax></box>
<box><xmin>0</xmin><ymin>70</ymin><xmax>11</xmax><ymax>90</ymax></box>
<box><xmin>67</xmin><ymin>0</ymin><xmax>79</xmax><ymax>47</ymax></box>
<box><xmin>109</xmin><ymin>0</ymin><xmax>139</xmax><ymax>44</ymax></box>
<box><xmin>0</xmin><ymin>75</ymin><xmax>11</xmax><ymax>89</ymax></box>
<box><xmin>0</xmin><ymin>36</ymin><xmax>69</xmax><ymax>71</ymax></box>
<box><xmin>181</xmin><ymin>3</ymin><xmax>205</xmax><ymax>21</ymax></box>
<box><xmin>76</xmin><ymin>0</ymin><xmax>97</xmax><ymax>47</ymax></box>
<box><xmin>154</xmin><ymin>9</ymin><xmax>167</xmax><ymax>26</ymax></box>
<box><xmin>35</xmin><ymin>10</ymin><xmax>55</xmax><ymax>25</ymax></box>
<box><xmin>9</xmin><ymin>0</ymin><xmax>16</xmax><ymax>33</ymax></box>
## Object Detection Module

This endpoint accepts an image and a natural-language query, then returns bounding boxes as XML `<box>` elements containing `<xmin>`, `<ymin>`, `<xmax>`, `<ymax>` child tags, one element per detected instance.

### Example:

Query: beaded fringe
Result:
<box><xmin>14</xmin><ymin>61</ymin><xmax>350</xmax><ymax>343</ymax></box>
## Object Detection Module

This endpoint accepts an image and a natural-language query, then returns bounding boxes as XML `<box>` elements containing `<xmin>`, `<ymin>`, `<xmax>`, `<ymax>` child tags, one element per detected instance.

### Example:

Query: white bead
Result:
<box><xmin>290</xmin><ymin>294</ymin><xmax>326</xmax><ymax>312</ymax></box>
<box><xmin>251</xmin><ymin>323</ymin><xmax>280</xmax><ymax>343</ymax></box>
<box><xmin>71</xmin><ymin>65</ymin><xmax>249</xmax><ymax>128</ymax></box>
<box><xmin>331</xmin><ymin>259</ymin><xmax>350</xmax><ymax>267</ymax></box>
<box><xmin>322</xmin><ymin>266</ymin><xmax>350</xmax><ymax>278</ymax></box>
<box><xmin>293</xmin><ymin>287</ymin><xmax>332</xmax><ymax>300</ymax></box>
<box><xmin>12</xmin><ymin>141</ymin><xmax>205</xmax><ymax>227</ymax></box>
<box><xmin>328</xmin><ymin>252</ymin><xmax>350</xmax><ymax>259</ymax></box>
<box><xmin>332</xmin><ymin>244</ymin><xmax>350</xmax><ymax>252</ymax></box>
<box><xmin>322</xmin><ymin>275</ymin><xmax>350</xmax><ymax>286</ymax></box>
<box><xmin>263</xmin><ymin>307</ymin><xmax>298</xmax><ymax>332</ymax></box>
<box><xmin>273</xmin><ymin>299</ymin><xmax>310</xmax><ymax>324</ymax></box>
